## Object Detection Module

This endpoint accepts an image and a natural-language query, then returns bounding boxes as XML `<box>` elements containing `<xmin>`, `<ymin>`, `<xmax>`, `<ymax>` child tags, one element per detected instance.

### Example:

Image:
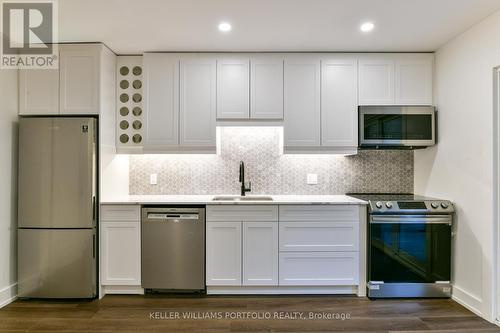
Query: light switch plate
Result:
<box><xmin>150</xmin><ymin>173</ymin><xmax>158</xmax><ymax>185</ymax></box>
<box><xmin>306</xmin><ymin>173</ymin><xmax>318</xmax><ymax>185</ymax></box>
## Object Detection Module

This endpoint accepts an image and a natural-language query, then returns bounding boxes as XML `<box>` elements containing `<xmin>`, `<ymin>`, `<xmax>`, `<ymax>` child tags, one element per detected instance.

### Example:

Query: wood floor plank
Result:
<box><xmin>0</xmin><ymin>295</ymin><xmax>498</xmax><ymax>333</ymax></box>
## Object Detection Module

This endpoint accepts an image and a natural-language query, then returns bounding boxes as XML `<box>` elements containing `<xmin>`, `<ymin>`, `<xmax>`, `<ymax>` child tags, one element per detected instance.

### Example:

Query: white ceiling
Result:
<box><xmin>58</xmin><ymin>0</ymin><xmax>500</xmax><ymax>54</ymax></box>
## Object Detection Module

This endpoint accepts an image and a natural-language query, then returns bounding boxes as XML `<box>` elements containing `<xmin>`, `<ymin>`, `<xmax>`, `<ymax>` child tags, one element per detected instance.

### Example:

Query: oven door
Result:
<box><xmin>368</xmin><ymin>215</ymin><xmax>451</xmax><ymax>284</ymax></box>
<box><xmin>359</xmin><ymin>106</ymin><xmax>435</xmax><ymax>148</ymax></box>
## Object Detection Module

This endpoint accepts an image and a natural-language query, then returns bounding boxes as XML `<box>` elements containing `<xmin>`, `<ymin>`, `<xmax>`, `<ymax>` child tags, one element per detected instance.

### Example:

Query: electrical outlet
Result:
<box><xmin>150</xmin><ymin>173</ymin><xmax>158</xmax><ymax>185</ymax></box>
<box><xmin>306</xmin><ymin>173</ymin><xmax>318</xmax><ymax>185</ymax></box>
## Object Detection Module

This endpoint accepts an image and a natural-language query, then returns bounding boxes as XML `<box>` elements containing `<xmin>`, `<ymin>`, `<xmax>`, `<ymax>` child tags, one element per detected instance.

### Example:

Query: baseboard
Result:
<box><xmin>0</xmin><ymin>283</ymin><xmax>17</xmax><ymax>308</ymax></box>
<box><xmin>102</xmin><ymin>285</ymin><xmax>144</xmax><ymax>295</ymax></box>
<box><xmin>452</xmin><ymin>285</ymin><xmax>483</xmax><ymax>317</ymax></box>
<box><xmin>207</xmin><ymin>285</ymin><xmax>358</xmax><ymax>295</ymax></box>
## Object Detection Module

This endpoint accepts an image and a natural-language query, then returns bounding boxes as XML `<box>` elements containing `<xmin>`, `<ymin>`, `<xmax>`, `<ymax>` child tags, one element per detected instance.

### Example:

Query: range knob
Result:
<box><xmin>431</xmin><ymin>202</ymin><xmax>440</xmax><ymax>209</ymax></box>
<box><xmin>385</xmin><ymin>202</ymin><xmax>393</xmax><ymax>209</ymax></box>
<box><xmin>441</xmin><ymin>202</ymin><xmax>450</xmax><ymax>209</ymax></box>
<box><xmin>375</xmin><ymin>202</ymin><xmax>383</xmax><ymax>209</ymax></box>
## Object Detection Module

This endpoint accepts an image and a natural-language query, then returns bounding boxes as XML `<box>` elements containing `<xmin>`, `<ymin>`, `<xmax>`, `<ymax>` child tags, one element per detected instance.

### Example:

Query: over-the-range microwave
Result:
<box><xmin>359</xmin><ymin>106</ymin><xmax>436</xmax><ymax>149</ymax></box>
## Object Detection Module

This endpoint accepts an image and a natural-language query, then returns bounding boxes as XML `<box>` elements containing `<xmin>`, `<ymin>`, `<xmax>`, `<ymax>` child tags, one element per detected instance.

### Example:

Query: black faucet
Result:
<box><xmin>239</xmin><ymin>161</ymin><xmax>251</xmax><ymax>196</ymax></box>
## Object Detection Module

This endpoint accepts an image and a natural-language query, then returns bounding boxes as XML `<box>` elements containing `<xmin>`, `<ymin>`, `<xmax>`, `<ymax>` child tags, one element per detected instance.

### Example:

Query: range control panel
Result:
<box><xmin>369</xmin><ymin>200</ymin><xmax>454</xmax><ymax>214</ymax></box>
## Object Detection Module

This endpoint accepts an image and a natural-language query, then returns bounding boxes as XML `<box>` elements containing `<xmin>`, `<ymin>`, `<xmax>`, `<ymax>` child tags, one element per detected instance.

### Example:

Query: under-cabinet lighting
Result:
<box><xmin>218</xmin><ymin>22</ymin><xmax>232</xmax><ymax>32</ymax></box>
<box><xmin>360</xmin><ymin>22</ymin><xmax>375</xmax><ymax>32</ymax></box>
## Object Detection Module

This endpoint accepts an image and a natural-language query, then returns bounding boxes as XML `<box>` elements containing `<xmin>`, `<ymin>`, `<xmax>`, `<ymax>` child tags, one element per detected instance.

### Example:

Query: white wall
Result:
<box><xmin>415</xmin><ymin>9</ymin><xmax>500</xmax><ymax>321</ymax></box>
<box><xmin>0</xmin><ymin>70</ymin><xmax>18</xmax><ymax>307</ymax></box>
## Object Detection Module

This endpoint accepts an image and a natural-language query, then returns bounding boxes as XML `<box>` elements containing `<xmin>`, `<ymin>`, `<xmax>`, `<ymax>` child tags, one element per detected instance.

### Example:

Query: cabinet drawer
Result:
<box><xmin>279</xmin><ymin>252</ymin><xmax>359</xmax><ymax>286</ymax></box>
<box><xmin>206</xmin><ymin>205</ymin><xmax>278</xmax><ymax>222</ymax></box>
<box><xmin>280</xmin><ymin>222</ymin><xmax>359</xmax><ymax>252</ymax></box>
<box><xmin>101</xmin><ymin>205</ymin><xmax>141</xmax><ymax>222</ymax></box>
<box><xmin>279</xmin><ymin>205</ymin><xmax>359</xmax><ymax>222</ymax></box>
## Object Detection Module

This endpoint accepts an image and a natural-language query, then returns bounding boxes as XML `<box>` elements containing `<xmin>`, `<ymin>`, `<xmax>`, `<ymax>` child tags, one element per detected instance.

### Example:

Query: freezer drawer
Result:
<box><xmin>18</xmin><ymin>229</ymin><xmax>96</xmax><ymax>298</ymax></box>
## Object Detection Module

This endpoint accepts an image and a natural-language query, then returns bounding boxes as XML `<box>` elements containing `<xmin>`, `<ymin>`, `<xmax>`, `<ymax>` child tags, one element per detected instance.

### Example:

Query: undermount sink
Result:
<box><xmin>212</xmin><ymin>195</ymin><xmax>274</xmax><ymax>201</ymax></box>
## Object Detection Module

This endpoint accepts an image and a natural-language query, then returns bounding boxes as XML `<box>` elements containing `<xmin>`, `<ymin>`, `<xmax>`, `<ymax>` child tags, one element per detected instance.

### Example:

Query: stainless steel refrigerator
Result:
<box><xmin>18</xmin><ymin>117</ymin><xmax>97</xmax><ymax>298</ymax></box>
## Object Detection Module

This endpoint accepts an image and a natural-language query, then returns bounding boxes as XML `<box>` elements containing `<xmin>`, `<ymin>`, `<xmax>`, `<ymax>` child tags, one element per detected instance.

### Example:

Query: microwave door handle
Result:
<box><xmin>370</xmin><ymin>215</ymin><xmax>452</xmax><ymax>225</ymax></box>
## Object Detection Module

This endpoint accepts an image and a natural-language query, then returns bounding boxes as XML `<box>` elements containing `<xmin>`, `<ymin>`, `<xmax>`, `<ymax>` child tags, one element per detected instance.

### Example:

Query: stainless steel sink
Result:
<box><xmin>212</xmin><ymin>195</ymin><xmax>273</xmax><ymax>201</ymax></box>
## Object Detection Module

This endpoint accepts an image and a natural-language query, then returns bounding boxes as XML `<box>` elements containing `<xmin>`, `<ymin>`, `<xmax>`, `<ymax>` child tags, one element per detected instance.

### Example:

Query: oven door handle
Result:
<box><xmin>370</xmin><ymin>215</ymin><xmax>452</xmax><ymax>225</ymax></box>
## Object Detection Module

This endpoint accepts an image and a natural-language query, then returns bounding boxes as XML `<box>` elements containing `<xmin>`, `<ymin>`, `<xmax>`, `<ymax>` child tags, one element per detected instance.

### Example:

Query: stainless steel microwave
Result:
<box><xmin>359</xmin><ymin>106</ymin><xmax>436</xmax><ymax>149</ymax></box>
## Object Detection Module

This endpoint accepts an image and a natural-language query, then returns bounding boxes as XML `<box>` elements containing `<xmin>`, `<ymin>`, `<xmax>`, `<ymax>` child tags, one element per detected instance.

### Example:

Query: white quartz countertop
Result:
<box><xmin>100</xmin><ymin>195</ymin><xmax>367</xmax><ymax>205</ymax></box>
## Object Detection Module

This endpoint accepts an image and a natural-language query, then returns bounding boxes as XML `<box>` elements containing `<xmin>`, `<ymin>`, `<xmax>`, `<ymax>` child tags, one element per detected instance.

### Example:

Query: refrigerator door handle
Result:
<box><xmin>92</xmin><ymin>234</ymin><xmax>96</xmax><ymax>258</ymax></box>
<box><xmin>92</xmin><ymin>196</ymin><xmax>96</xmax><ymax>223</ymax></box>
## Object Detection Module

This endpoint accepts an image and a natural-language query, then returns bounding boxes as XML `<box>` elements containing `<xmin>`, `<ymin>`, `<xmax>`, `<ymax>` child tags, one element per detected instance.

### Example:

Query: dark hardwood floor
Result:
<box><xmin>0</xmin><ymin>295</ymin><xmax>499</xmax><ymax>333</ymax></box>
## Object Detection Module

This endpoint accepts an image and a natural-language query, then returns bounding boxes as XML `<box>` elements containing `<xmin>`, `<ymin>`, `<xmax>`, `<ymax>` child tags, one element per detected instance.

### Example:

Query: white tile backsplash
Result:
<box><xmin>130</xmin><ymin>127</ymin><xmax>413</xmax><ymax>195</ymax></box>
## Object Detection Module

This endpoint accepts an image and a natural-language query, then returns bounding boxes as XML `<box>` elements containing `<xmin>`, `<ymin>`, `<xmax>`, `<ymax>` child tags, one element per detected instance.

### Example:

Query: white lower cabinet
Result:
<box><xmin>101</xmin><ymin>222</ymin><xmax>141</xmax><ymax>286</ymax></box>
<box><xmin>243</xmin><ymin>222</ymin><xmax>278</xmax><ymax>285</ymax></box>
<box><xmin>206</xmin><ymin>204</ymin><xmax>363</xmax><ymax>294</ymax></box>
<box><xmin>100</xmin><ymin>205</ymin><xmax>142</xmax><ymax>294</ymax></box>
<box><xmin>206</xmin><ymin>222</ymin><xmax>242</xmax><ymax>286</ymax></box>
<box><xmin>279</xmin><ymin>252</ymin><xmax>359</xmax><ymax>286</ymax></box>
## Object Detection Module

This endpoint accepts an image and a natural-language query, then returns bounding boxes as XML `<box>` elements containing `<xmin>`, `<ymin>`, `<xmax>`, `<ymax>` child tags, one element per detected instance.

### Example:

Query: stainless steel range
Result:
<box><xmin>348</xmin><ymin>193</ymin><xmax>454</xmax><ymax>298</ymax></box>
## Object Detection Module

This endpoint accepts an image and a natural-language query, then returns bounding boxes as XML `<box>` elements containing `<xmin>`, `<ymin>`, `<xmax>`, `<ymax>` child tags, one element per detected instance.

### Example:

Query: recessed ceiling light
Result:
<box><xmin>360</xmin><ymin>22</ymin><xmax>375</xmax><ymax>32</ymax></box>
<box><xmin>218</xmin><ymin>22</ymin><xmax>232</xmax><ymax>32</ymax></box>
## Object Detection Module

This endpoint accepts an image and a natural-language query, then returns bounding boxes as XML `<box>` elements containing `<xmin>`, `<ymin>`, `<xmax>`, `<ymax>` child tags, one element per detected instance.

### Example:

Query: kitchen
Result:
<box><xmin>1</xmin><ymin>0</ymin><xmax>500</xmax><ymax>332</ymax></box>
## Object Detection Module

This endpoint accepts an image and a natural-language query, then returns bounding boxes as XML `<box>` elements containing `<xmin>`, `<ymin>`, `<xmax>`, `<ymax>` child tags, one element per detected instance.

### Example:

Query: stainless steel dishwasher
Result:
<box><xmin>141</xmin><ymin>206</ymin><xmax>205</xmax><ymax>292</ymax></box>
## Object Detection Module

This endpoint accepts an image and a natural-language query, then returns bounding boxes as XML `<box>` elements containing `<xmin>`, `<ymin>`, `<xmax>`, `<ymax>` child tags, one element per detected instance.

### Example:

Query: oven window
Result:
<box><xmin>364</xmin><ymin>114</ymin><xmax>433</xmax><ymax>141</ymax></box>
<box><xmin>369</xmin><ymin>222</ymin><xmax>451</xmax><ymax>283</ymax></box>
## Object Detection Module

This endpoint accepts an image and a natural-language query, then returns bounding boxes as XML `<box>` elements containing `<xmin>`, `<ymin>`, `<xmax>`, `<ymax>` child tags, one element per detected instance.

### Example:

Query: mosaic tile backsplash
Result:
<box><xmin>130</xmin><ymin>127</ymin><xmax>413</xmax><ymax>195</ymax></box>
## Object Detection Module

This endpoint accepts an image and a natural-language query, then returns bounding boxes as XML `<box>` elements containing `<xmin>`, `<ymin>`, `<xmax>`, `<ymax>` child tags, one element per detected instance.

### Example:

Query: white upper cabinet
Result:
<box><xmin>359</xmin><ymin>54</ymin><xmax>433</xmax><ymax>106</ymax></box>
<box><xmin>283</xmin><ymin>56</ymin><xmax>321</xmax><ymax>147</ymax></box>
<box><xmin>358</xmin><ymin>57</ymin><xmax>395</xmax><ymax>105</ymax></box>
<box><xmin>59</xmin><ymin>44</ymin><xmax>100</xmax><ymax>114</ymax></box>
<box><xmin>19</xmin><ymin>69</ymin><xmax>59</xmax><ymax>115</ymax></box>
<box><xmin>217</xmin><ymin>57</ymin><xmax>249</xmax><ymax>119</ymax></box>
<box><xmin>321</xmin><ymin>57</ymin><xmax>358</xmax><ymax>148</ymax></box>
<box><xmin>142</xmin><ymin>54</ymin><xmax>216</xmax><ymax>152</ymax></box>
<box><xmin>250</xmin><ymin>55</ymin><xmax>284</xmax><ymax>119</ymax></box>
<box><xmin>179</xmin><ymin>57</ymin><xmax>216</xmax><ymax>148</ymax></box>
<box><xmin>19</xmin><ymin>44</ymin><xmax>112</xmax><ymax>116</ymax></box>
<box><xmin>395</xmin><ymin>55</ymin><xmax>433</xmax><ymax>105</ymax></box>
<box><xmin>143</xmin><ymin>53</ymin><xmax>179</xmax><ymax>149</ymax></box>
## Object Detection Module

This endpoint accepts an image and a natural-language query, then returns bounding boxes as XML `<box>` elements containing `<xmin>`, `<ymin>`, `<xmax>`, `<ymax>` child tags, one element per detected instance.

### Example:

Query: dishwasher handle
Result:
<box><xmin>145</xmin><ymin>212</ymin><xmax>200</xmax><ymax>221</ymax></box>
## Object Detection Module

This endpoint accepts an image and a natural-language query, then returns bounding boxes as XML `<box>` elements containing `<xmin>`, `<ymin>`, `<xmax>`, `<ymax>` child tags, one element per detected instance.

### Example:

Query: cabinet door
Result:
<box><xmin>143</xmin><ymin>53</ymin><xmax>179</xmax><ymax>148</ymax></box>
<box><xmin>250</xmin><ymin>56</ymin><xmax>283</xmax><ymax>119</ymax></box>
<box><xmin>358</xmin><ymin>58</ymin><xmax>395</xmax><ymax>105</ymax></box>
<box><xmin>101</xmin><ymin>222</ymin><xmax>141</xmax><ymax>286</ymax></box>
<box><xmin>217</xmin><ymin>57</ymin><xmax>249</xmax><ymax>119</ymax></box>
<box><xmin>59</xmin><ymin>45</ymin><xmax>100</xmax><ymax>114</ymax></box>
<box><xmin>243</xmin><ymin>222</ymin><xmax>278</xmax><ymax>286</ymax></box>
<box><xmin>179</xmin><ymin>57</ymin><xmax>216</xmax><ymax>147</ymax></box>
<box><xmin>206</xmin><ymin>222</ymin><xmax>242</xmax><ymax>286</ymax></box>
<box><xmin>19</xmin><ymin>69</ymin><xmax>59</xmax><ymax>115</ymax></box>
<box><xmin>279</xmin><ymin>252</ymin><xmax>359</xmax><ymax>286</ymax></box>
<box><xmin>283</xmin><ymin>56</ymin><xmax>320</xmax><ymax>147</ymax></box>
<box><xmin>321</xmin><ymin>57</ymin><xmax>358</xmax><ymax>147</ymax></box>
<box><xmin>395</xmin><ymin>56</ymin><xmax>433</xmax><ymax>105</ymax></box>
